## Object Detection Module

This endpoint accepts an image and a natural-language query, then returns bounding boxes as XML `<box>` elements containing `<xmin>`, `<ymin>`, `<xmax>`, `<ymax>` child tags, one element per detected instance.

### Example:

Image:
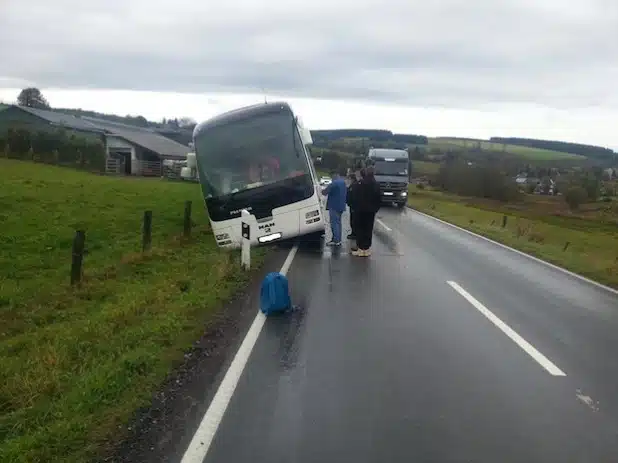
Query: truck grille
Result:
<box><xmin>380</xmin><ymin>182</ymin><xmax>407</xmax><ymax>190</ymax></box>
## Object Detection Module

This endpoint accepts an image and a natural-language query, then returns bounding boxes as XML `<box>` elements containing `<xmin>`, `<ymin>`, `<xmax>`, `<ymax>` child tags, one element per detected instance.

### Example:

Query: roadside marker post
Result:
<box><xmin>241</xmin><ymin>209</ymin><xmax>251</xmax><ymax>270</ymax></box>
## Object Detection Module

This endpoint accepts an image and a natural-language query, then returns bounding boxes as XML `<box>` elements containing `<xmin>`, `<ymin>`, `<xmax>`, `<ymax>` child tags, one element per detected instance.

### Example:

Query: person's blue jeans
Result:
<box><xmin>329</xmin><ymin>209</ymin><xmax>343</xmax><ymax>243</ymax></box>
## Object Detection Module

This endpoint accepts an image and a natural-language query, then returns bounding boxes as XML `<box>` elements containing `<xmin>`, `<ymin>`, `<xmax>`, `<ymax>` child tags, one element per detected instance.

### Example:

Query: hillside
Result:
<box><xmin>429</xmin><ymin>137</ymin><xmax>587</xmax><ymax>161</ymax></box>
<box><xmin>311</xmin><ymin>129</ymin><xmax>427</xmax><ymax>145</ymax></box>
<box><xmin>490</xmin><ymin>136</ymin><xmax>616</xmax><ymax>161</ymax></box>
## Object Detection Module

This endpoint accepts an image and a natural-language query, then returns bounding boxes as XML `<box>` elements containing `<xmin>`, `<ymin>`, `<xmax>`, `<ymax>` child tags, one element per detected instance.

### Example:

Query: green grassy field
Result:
<box><xmin>428</xmin><ymin>137</ymin><xmax>586</xmax><ymax>161</ymax></box>
<box><xmin>0</xmin><ymin>159</ymin><xmax>265</xmax><ymax>462</ymax></box>
<box><xmin>407</xmin><ymin>187</ymin><xmax>618</xmax><ymax>288</ymax></box>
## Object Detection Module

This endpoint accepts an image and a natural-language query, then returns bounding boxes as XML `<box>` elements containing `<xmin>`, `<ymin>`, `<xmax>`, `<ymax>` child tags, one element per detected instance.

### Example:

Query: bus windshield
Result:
<box><xmin>374</xmin><ymin>160</ymin><xmax>408</xmax><ymax>176</ymax></box>
<box><xmin>194</xmin><ymin>110</ymin><xmax>311</xmax><ymax>198</ymax></box>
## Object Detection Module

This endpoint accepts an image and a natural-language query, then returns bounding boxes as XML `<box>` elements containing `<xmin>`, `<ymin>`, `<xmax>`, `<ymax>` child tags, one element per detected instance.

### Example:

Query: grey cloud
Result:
<box><xmin>1</xmin><ymin>0</ymin><xmax>616</xmax><ymax>109</ymax></box>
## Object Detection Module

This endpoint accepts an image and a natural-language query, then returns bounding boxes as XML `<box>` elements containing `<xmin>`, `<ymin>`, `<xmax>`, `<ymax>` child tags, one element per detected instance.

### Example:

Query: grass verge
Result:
<box><xmin>0</xmin><ymin>159</ymin><xmax>266</xmax><ymax>462</ymax></box>
<box><xmin>407</xmin><ymin>187</ymin><xmax>618</xmax><ymax>289</ymax></box>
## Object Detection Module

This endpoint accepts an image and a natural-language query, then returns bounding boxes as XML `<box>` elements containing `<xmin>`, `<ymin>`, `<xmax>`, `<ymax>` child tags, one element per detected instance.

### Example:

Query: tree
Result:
<box><xmin>581</xmin><ymin>175</ymin><xmax>600</xmax><ymax>200</ymax></box>
<box><xmin>409</xmin><ymin>146</ymin><xmax>424</xmax><ymax>161</ymax></box>
<box><xmin>565</xmin><ymin>186</ymin><xmax>587</xmax><ymax>210</ymax></box>
<box><xmin>17</xmin><ymin>87</ymin><xmax>50</xmax><ymax>109</ymax></box>
<box><xmin>178</xmin><ymin>117</ymin><xmax>197</xmax><ymax>128</ymax></box>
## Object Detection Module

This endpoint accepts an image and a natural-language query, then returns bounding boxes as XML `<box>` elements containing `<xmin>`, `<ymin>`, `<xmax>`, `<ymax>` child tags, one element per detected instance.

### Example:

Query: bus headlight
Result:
<box><xmin>215</xmin><ymin>233</ymin><xmax>230</xmax><ymax>241</ymax></box>
<box><xmin>400</xmin><ymin>191</ymin><xmax>407</xmax><ymax>197</ymax></box>
<box><xmin>305</xmin><ymin>209</ymin><xmax>320</xmax><ymax>219</ymax></box>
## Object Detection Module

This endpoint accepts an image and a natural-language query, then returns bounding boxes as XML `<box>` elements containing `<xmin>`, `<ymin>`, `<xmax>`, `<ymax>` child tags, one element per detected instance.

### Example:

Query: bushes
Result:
<box><xmin>436</xmin><ymin>161</ymin><xmax>521</xmax><ymax>202</ymax></box>
<box><xmin>3</xmin><ymin>127</ymin><xmax>106</xmax><ymax>171</ymax></box>
<box><xmin>309</xmin><ymin>146</ymin><xmax>353</xmax><ymax>173</ymax></box>
<box><xmin>565</xmin><ymin>186</ymin><xmax>587</xmax><ymax>210</ymax></box>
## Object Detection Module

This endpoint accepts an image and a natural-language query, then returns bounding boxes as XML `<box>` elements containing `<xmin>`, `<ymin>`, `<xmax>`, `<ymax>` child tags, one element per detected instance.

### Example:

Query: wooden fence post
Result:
<box><xmin>183</xmin><ymin>200</ymin><xmax>192</xmax><ymax>237</ymax></box>
<box><xmin>143</xmin><ymin>211</ymin><xmax>152</xmax><ymax>251</ymax></box>
<box><xmin>71</xmin><ymin>230</ymin><xmax>86</xmax><ymax>286</ymax></box>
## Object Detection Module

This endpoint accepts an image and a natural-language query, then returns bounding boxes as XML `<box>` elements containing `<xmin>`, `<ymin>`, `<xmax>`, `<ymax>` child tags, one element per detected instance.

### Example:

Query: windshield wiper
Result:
<box><xmin>215</xmin><ymin>189</ymin><xmax>245</xmax><ymax>212</ymax></box>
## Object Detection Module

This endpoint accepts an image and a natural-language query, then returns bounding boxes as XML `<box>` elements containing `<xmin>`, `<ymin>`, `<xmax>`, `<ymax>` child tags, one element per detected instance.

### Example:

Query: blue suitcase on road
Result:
<box><xmin>260</xmin><ymin>272</ymin><xmax>292</xmax><ymax>315</ymax></box>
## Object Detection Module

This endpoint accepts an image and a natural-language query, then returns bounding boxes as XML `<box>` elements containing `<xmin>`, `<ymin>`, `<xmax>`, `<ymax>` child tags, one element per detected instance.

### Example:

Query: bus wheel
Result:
<box><xmin>300</xmin><ymin>230</ymin><xmax>324</xmax><ymax>250</ymax></box>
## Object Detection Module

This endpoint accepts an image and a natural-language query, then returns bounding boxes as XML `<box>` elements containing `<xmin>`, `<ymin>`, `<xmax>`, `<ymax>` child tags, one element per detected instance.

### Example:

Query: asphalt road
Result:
<box><xmin>185</xmin><ymin>207</ymin><xmax>618</xmax><ymax>463</ymax></box>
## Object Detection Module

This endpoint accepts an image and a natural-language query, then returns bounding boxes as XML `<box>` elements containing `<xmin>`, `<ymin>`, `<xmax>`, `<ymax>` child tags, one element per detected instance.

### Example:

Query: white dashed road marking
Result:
<box><xmin>448</xmin><ymin>280</ymin><xmax>566</xmax><ymax>377</ymax></box>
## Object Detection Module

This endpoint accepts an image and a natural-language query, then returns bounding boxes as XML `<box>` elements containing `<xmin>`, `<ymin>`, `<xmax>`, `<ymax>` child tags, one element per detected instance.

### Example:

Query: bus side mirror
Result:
<box><xmin>302</xmin><ymin>127</ymin><xmax>313</xmax><ymax>145</ymax></box>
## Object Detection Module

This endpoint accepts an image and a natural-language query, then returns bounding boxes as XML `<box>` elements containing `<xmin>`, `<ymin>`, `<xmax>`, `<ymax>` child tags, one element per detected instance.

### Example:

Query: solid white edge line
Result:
<box><xmin>447</xmin><ymin>281</ymin><xmax>566</xmax><ymax>377</ymax></box>
<box><xmin>376</xmin><ymin>218</ymin><xmax>392</xmax><ymax>232</ymax></box>
<box><xmin>407</xmin><ymin>206</ymin><xmax>618</xmax><ymax>296</ymax></box>
<box><xmin>180</xmin><ymin>243</ymin><xmax>299</xmax><ymax>463</ymax></box>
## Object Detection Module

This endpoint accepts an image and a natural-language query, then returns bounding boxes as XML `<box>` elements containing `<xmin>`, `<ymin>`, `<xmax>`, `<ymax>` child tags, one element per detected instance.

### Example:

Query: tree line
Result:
<box><xmin>435</xmin><ymin>160</ymin><xmax>521</xmax><ymax>202</ymax></box>
<box><xmin>490</xmin><ymin>137</ymin><xmax>615</xmax><ymax>161</ymax></box>
<box><xmin>0</xmin><ymin>127</ymin><xmax>106</xmax><ymax>172</ymax></box>
<box><xmin>431</xmin><ymin>156</ymin><xmax>614</xmax><ymax>210</ymax></box>
<box><xmin>311</xmin><ymin>129</ymin><xmax>428</xmax><ymax>146</ymax></box>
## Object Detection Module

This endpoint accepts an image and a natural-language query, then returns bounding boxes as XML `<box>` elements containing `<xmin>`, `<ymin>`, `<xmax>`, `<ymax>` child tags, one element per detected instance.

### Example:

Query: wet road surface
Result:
<box><xmin>188</xmin><ymin>207</ymin><xmax>618</xmax><ymax>462</ymax></box>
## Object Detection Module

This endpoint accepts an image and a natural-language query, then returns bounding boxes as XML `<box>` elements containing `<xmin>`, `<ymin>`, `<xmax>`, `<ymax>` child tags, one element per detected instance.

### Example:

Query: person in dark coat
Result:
<box><xmin>352</xmin><ymin>166</ymin><xmax>382</xmax><ymax>257</ymax></box>
<box><xmin>346</xmin><ymin>171</ymin><xmax>359</xmax><ymax>240</ymax></box>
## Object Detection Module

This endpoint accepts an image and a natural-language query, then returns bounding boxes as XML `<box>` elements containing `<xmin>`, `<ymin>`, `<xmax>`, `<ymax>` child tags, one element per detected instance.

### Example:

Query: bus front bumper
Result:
<box><xmin>212</xmin><ymin>206</ymin><xmax>325</xmax><ymax>248</ymax></box>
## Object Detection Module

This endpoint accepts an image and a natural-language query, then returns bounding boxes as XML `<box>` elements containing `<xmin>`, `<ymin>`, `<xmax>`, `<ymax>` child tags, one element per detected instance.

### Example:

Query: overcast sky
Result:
<box><xmin>1</xmin><ymin>0</ymin><xmax>617</xmax><ymax>148</ymax></box>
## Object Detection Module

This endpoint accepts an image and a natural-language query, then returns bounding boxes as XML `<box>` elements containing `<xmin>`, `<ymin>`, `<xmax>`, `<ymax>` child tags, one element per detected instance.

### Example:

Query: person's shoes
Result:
<box><xmin>327</xmin><ymin>240</ymin><xmax>341</xmax><ymax>247</ymax></box>
<box><xmin>352</xmin><ymin>249</ymin><xmax>371</xmax><ymax>257</ymax></box>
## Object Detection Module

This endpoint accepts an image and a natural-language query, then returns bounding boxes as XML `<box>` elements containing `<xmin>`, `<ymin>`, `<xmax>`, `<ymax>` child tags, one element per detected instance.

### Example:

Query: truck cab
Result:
<box><xmin>366</xmin><ymin>148</ymin><xmax>410</xmax><ymax>208</ymax></box>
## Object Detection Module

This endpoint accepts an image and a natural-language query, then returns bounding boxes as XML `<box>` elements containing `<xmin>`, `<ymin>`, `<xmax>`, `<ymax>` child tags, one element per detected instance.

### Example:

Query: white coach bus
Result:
<box><xmin>189</xmin><ymin>101</ymin><xmax>326</xmax><ymax>248</ymax></box>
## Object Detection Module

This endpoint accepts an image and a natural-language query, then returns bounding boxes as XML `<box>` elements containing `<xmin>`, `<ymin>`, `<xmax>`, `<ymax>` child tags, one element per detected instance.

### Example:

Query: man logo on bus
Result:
<box><xmin>258</xmin><ymin>222</ymin><xmax>275</xmax><ymax>231</ymax></box>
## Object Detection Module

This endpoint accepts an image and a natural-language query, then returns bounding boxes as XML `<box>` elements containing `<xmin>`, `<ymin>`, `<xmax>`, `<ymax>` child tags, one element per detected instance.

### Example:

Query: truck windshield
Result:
<box><xmin>374</xmin><ymin>160</ymin><xmax>408</xmax><ymax>176</ymax></box>
<box><xmin>194</xmin><ymin>110</ymin><xmax>311</xmax><ymax>198</ymax></box>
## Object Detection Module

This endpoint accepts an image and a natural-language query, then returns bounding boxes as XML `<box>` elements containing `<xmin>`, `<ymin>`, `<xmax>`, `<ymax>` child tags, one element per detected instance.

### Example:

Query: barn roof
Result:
<box><xmin>7</xmin><ymin>105</ymin><xmax>189</xmax><ymax>159</ymax></box>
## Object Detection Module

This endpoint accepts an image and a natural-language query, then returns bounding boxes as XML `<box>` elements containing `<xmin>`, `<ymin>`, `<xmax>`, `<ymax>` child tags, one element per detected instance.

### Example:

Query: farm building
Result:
<box><xmin>0</xmin><ymin>105</ymin><xmax>190</xmax><ymax>176</ymax></box>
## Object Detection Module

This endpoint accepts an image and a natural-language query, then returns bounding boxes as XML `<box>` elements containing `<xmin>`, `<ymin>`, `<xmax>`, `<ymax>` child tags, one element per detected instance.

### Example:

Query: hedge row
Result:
<box><xmin>0</xmin><ymin>128</ymin><xmax>106</xmax><ymax>171</ymax></box>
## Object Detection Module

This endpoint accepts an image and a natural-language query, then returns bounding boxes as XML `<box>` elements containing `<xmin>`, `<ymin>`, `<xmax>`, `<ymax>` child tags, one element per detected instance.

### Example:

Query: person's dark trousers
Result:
<box><xmin>348</xmin><ymin>209</ymin><xmax>356</xmax><ymax>238</ymax></box>
<box><xmin>356</xmin><ymin>211</ymin><xmax>376</xmax><ymax>250</ymax></box>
